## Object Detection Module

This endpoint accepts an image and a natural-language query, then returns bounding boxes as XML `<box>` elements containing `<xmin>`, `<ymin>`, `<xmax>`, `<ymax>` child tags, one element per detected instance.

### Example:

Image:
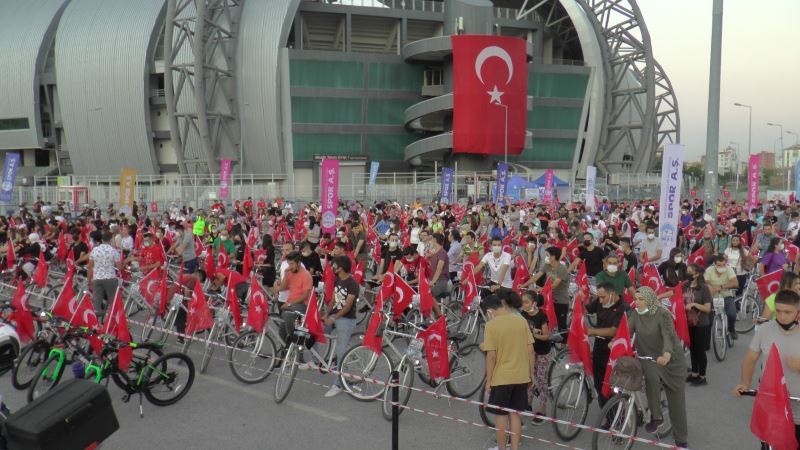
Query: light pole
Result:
<box><xmin>730</xmin><ymin>141</ymin><xmax>740</xmax><ymax>192</ymax></box>
<box><xmin>768</xmin><ymin>122</ymin><xmax>784</xmax><ymax>165</ymax></box>
<box><xmin>787</xmin><ymin>130</ymin><xmax>799</xmax><ymax>147</ymax></box>
<box><xmin>704</xmin><ymin>0</ymin><xmax>724</xmax><ymax>221</ymax></box>
<box><xmin>734</xmin><ymin>103</ymin><xmax>752</xmax><ymax>160</ymax></box>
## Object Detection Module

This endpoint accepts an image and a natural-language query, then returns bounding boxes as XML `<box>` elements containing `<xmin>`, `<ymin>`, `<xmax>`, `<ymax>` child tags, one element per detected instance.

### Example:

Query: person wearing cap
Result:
<box><xmin>629</xmin><ymin>286</ymin><xmax>689</xmax><ymax>448</ymax></box>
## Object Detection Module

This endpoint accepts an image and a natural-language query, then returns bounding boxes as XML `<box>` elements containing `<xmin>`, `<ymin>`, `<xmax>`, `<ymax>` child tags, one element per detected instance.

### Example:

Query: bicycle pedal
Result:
<box><xmin>121</xmin><ymin>394</ymin><xmax>131</xmax><ymax>403</ymax></box>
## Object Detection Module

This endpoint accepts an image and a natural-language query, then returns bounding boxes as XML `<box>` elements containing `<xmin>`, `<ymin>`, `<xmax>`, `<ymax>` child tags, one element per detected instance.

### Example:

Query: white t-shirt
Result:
<box><xmin>481</xmin><ymin>251</ymin><xmax>514</xmax><ymax>288</ymax></box>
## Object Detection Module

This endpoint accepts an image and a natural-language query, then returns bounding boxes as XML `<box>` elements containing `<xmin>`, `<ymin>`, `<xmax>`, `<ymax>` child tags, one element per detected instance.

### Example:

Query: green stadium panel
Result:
<box><xmin>528</xmin><ymin>105</ymin><xmax>583</xmax><ymax>130</ymax></box>
<box><xmin>289</xmin><ymin>60</ymin><xmax>364</xmax><ymax>88</ymax></box>
<box><xmin>291</xmin><ymin>97</ymin><xmax>362</xmax><ymax>124</ymax></box>
<box><xmin>365</xmin><ymin>133</ymin><xmax>418</xmax><ymax>161</ymax></box>
<box><xmin>519</xmin><ymin>138</ymin><xmax>576</xmax><ymax>162</ymax></box>
<box><xmin>367</xmin><ymin>63</ymin><xmax>424</xmax><ymax>91</ymax></box>
<box><xmin>293</xmin><ymin>133</ymin><xmax>362</xmax><ymax>161</ymax></box>
<box><xmin>528</xmin><ymin>72</ymin><xmax>589</xmax><ymax>99</ymax></box>
<box><xmin>366</xmin><ymin>98</ymin><xmax>418</xmax><ymax>125</ymax></box>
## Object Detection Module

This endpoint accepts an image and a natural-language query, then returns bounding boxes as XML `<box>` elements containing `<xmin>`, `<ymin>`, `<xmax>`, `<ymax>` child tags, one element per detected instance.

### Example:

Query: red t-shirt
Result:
<box><xmin>140</xmin><ymin>245</ymin><xmax>165</xmax><ymax>269</ymax></box>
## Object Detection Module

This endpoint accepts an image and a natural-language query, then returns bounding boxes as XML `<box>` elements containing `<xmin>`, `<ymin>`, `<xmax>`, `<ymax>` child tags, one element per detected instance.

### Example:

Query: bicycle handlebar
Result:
<box><xmin>740</xmin><ymin>389</ymin><xmax>800</xmax><ymax>402</ymax></box>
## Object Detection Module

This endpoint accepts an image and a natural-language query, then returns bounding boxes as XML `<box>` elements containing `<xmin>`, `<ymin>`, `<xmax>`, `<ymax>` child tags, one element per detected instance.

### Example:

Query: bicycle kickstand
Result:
<box><xmin>138</xmin><ymin>392</ymin><xmax>144</xmax><ymax>418</ymax></box>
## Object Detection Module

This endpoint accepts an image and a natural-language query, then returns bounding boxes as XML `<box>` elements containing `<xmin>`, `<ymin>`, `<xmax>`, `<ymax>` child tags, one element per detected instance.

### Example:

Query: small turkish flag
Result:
<box><xmin>567</xmin><ymin>296</ymin><xmax>593</xmax><ymax>376</ymax></box>
<box><xmin>540</xmin><ymin>278</ymin><xmax>558</xmax><ymax>331</ymax></box>
<box><xmin>103</xmin><ymin>287</ymin><xmax>133</xmax><ymax>371</ymax></box>
<box><xmin>461</xmin><ymin>264</ymin><xmax>478</xmax><ymax>313</ymax></box>
<box><xmin>186</xmin><ymin>281</ymin><xmax>213</xmax><ymax>335</ymax></box>
<box><xmin>364</xmin><ymin>290</ymin><xmax>385</xmax><ymax>355</ymax></box>
<box><xmin>417</xmin><ymin>316</ymin><xmax>450</xmax><ymax>382</ymax></box>
<box><xmin>756</xmin><ymin>269</ymin><xmax>784</xmax><ymax>300</ymax></box>
<box><xmin>452</xmin><ymin>35</ymin><xmax>527</xmax><ymax>155</ymax></box>
<box><xmin>32</xmin><ymin>249</ymin><xmax>48</xmax><ymax>289</ymax></box>
<box><xmin>246</xmin><ymin>274</ymin><xmax>269</xmax><ymax>334</ymax></box>
<box><xmin>688</xmin><ymin>246</ymin><xmax>706</xmax><ymax>266</ymax></box>
<box><xmin>576</xmin><ymin>261</ymin><xmax>589</xmax><ymax>297</ymax></box>
<box><xmin>392</xmin><ymin>276</ymin><xmax>416</xmax><ymax>319</ymax></box>
<box><xmin>418</xmin><ymin>268</ymin><xmax>435</xmax><ymax>318</ymax></box>
<box><xmin>642</xmin><ymin>264</ymin><xmax>664</xmax><ymax>293</ymax></box>
<box><xmin>601</xmin><ymin>314</ymin><xmax>633</xmax><ymax>398</ymax></box>
<box><xmin>138</xmin><ymin>268</ymin><xmax>162</xmax><ymax>306</ymax></box>
<box><xmin>566</xmin><ymin>239</ymin><xmax>580</xmax><ymax>261</ymax></box>
<box><xmin>669</xmin><ymin>285</ymin><xmax>691</xmax><ymax>348</ymax></box>
<box><xmin>305</xmin><ymin>291</ymin><xmax>326</xmax><ymax>344</ymax></box>
<box><xmin>11</xmin><ymin>281</ymin><xmax>35</xmax><ymax>343</ymax></box>
<box><xmin>751</xmin><ymin>344</ymin><xmax>798</xmax><ymax>450</ymax></box>
<box><xmin>226</xmin><ymin>271</ymin><xmax>246</xmax><ymax>333</ymax></box>
<box><xmin>322</xmin><ymin>260</ymin><xmax>335</xmax><ymax>305</ymax></box>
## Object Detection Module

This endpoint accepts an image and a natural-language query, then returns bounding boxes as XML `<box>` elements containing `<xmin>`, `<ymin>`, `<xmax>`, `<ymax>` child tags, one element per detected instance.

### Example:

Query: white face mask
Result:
<box><xmin>647</xmin><ymin>233</ymin><xmax>655</xmax><ymax>240</ymax></box>
<box><xmin>715</xmin><ymin>266</ymin><xmax>726</xmax><ymax>273</ymax></box>
<box><xmin>704</xmin><ymin>214</ymin><xmax>712</xmax><ymax>222</ymax></box>
<box><xmin>544</xmin><ymin>255</ymin><xmax>551</xmax><ymax>264</ymax></box>
<box><xmin>674</xmin><ymin>256</ymin><xmax>683</xmax><ymax>264</ymax></box>
<box><xmin>607</xmin><ymin>265</ymin><xmax>618</xmax><ymax>273</ymax></box>
<box><xmin>388</xmin><ymin>241</ymin><xmax>398</xmax><ymax>249</ymax></box>
<box><xmin>492</xmin><ymin>245</ymin><xmax>502</xmax><ymax>255</ymax></box>
<box><xmin>527</xmin><ymin>243</ymin><xmax>536</xmax><ymax>249</ymax></box>
<box><xmin>636</xmin><ymin>307</ymin><xmax>649</xmax><ymax>315</ymax></box>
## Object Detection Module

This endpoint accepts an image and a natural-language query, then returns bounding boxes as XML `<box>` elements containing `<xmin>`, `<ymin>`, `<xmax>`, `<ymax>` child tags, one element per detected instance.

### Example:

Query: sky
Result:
<box><xmin>637</xmin><ymin>0</ymin><xmax>800</xmax><ymax>163</ymax></box>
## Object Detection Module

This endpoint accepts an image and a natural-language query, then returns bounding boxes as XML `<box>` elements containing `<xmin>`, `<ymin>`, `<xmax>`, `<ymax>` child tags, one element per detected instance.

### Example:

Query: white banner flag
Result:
<box><xmin>658</xmin><ymin>144</ymin><xmax>685</xmax><ymax>260</ymax></box>
<box><xmin>585</xmin><ymin>165</ymin><xmax>597</xmax><ymax>211</ymax></box>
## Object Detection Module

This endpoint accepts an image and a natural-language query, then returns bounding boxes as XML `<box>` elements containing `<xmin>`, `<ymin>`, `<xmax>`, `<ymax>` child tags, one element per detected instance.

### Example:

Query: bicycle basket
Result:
<box><xmin>609</xmin><ymin>356</ymin><xmax>644</xmax><ymax>392</ymax></box>
<box><xmin>712</xmin><ymin>297</ymin><xmax>725</xmax><ymax>311</ymax></box>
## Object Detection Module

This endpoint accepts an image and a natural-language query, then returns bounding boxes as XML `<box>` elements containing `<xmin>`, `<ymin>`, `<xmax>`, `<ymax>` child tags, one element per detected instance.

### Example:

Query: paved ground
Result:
<box><xmin>0</xmin><ymin>323</ymin><xmax>764</xmax><ymax>450</ymax></box>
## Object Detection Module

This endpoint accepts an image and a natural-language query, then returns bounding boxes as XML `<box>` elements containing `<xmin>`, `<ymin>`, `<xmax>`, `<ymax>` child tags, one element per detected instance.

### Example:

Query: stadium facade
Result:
<box><xmin>0</xmin><ymin>0</ymin><xmax>679</xmax><ymax>199</ymax></box>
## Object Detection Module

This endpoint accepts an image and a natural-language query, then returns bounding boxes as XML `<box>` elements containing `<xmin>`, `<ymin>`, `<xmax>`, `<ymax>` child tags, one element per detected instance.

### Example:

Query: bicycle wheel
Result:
<box><xmin>455</xmin><ymin>313</ymin><xmax>483</xmax><ymax>347</ymax></box>
<box><xmin>143</xmin><ymin>352</ymin><xmax>195</xmax><ymax>406</ymax></box>
<box><xmin>229</xmin><ymin>331</ymin><xmax>277</xmax><ymax>384</ymax></box>
<box><xmin>142</xmin><ymin>309</ymin><xmax>171</xmax><ymax>343</ymax></box>
<box><xmin>27</xmin><ymin>354</ymin><xmax>64</xmax><ymax>403</ymax></box>
<box><xmin>547</xmin><ymin>348</ymin><xmax>570</xmax><ymax>396</ymax></box>
<box><xmin>735</xmin><ymin>294</ymin><xmax>759</xmax><ymax>334</ymax></box>
<box><xmin>339</xmin><ymin>345</ymin><xmax>391</xmax><ymax>401</ymax></box>
<box><xmin>712</xmin><ymin>314</ymin><xmax>727</xmax><ymax>361</ymax></box>
<box><xmin>446</xmin><ymin>343</ymin><xmax>485</xmax><ymax>399</ymax></box>
<box><xmin>13</xmin><ymin>342</ymin><xmax>49</xmax><ymax>390</ymax></box>
<box><xmin>591</xmin><ymin>393</ymin><xmax>637</xmax><ymax>450</ymax></box>
<box><xmin>200</xmin><ymin>325</ymin><xmax>219</xmax><ymax>374</ymax></box>
<box><xmin>381</xmin><ymin>359</ymin><xmax>415</xmax><ymax>420</ymax></box>
<box><xmin>109</xmin><ymin>343</ymin><xmax>164</xmax><ymax>392</ymax></box>
<box><xmin>273</xmin><ymin>343</ymin><xmax>299</xmax><ymax>404</ymax></box>
<box><xmin>551</xmin><ymin>372</ymin><xmax>590</xmax><ymax>441</ymax></box>
<box><xmin>478</xmin><ymin>381</ymin><xmax>497</xmax><ymax>428</ymax></box>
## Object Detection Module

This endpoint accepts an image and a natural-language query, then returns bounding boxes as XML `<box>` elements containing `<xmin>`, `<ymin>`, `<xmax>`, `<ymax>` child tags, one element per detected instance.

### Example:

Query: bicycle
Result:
<box><xmin>83</xmin><ymin>337</ymin><xmax>194</xmax><ymax>417</ymax></box>
<box><xmin>549</xmin><ymin>361</ymin><xmax>596</xmax><ymax>441</ymax></box>
<box><xmin>11</xmin><ymin>311</ymin><xmax>60</xmax><ymax>390</ymax></box>
<box><xmin>733</xmin><ymin>273</ymin><xmax>760</xmax><ymax>335</ymax></box>
<box><xmin>711</xmin><ymin>296</ymin><xmax>730</xmax><ymax>361</ymax></box>
<box><xmin>26</xmin><ymin>327</ymin><xmax>96</xmax><ymax>402</ymax></box>
<box><xmin>377</xmin><ymin>314</ymin><xmax>485</xmax><ymax>420</ymax></box>
<box><xmin>591</xmin><ymin>355</ymin><xmax>673</xmax><ymax>450</ymax></box>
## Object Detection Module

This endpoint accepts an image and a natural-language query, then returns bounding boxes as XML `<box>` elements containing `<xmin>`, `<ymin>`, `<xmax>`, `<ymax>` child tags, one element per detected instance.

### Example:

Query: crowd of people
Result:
<box><xmin>3</xmin><ymin>193</ymin><xmax>800</xmax><ymax>450</ymax></box>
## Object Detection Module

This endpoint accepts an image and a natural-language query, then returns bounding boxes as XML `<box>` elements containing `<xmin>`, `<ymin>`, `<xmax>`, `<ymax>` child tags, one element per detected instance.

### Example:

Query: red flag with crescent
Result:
<box><xmin>757</xmin><ymin>269</ymin><xmax>784</xmax><ymax>300</ymax></box>
<box><xmin>451</xmin><ymin>35</ymin><xmax>527</xmax><ymax>155</ymax></box>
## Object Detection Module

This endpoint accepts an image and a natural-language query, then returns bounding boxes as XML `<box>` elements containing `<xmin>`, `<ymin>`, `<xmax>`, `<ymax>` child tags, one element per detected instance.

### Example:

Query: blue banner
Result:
<box><xmin>0</xmin><ymin>153</ymin><xmax>20</xmax><ymax>203</ymax></box>
<box><xmin>494</xmin><ymin>162</ymin><xmax>509</xmax><ymax>205</ymax></box>
<box><xmin>368</xmin><ymin>161</ymin><xmax>379</xmax><ymax>192</ymax></box>
<box><xmin>440</xmin><ymin>167</ymin><xmax>454</xmax><ymax>203</ymax></box>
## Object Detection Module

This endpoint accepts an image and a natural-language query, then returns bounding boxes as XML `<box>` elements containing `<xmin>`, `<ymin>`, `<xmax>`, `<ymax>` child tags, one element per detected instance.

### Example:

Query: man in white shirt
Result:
<box><xmin>473</xmin><ymin>237</ymin><xmax>514</xmax><ymax>291</ymax></box>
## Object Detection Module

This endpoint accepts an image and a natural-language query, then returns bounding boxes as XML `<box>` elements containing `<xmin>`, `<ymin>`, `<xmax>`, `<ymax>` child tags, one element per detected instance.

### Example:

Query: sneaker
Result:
<box><xmin>324</xmin><ymin>385</ymin><xmax>342</xmax><ymax>398</ymax></box>
<box><xmin>686</xmin><ymin>374</ymin><xmax>698</xmax><ymax>383</ymax></box>
<box><xmin>731</xmin><ymin>331</ymin><xmax>738</xmax><ymax>340</ymax></box>
<box><xmin>644</xmin><ymin>418</ymin><xmax>663</xmax><ymax>433</ymax></box>
<box><xmin>691</xmin><ymin>377</ymin><xmax>708</xmax><ymax>386</ymax></box>
<box><xmin>675</xmin><ymin>441</ymin><xmax>688</xmax><ymax>449</ymax></box>
<box><xmin>531</xmin><ymin>413</ymin><xmax>546</xmax><ymax>425</ymax></box>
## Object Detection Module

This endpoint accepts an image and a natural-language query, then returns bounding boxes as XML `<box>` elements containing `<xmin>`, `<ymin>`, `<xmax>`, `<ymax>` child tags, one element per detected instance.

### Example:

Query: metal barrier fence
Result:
<box><xmin>2</xmin><ymin>171</ymin><xmax>693</xmax><ymax>212</ymax></box>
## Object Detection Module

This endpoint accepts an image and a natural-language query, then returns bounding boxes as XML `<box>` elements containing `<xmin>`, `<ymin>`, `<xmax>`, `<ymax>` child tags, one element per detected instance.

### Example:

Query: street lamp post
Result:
<box><xmin>733</xmin><ymin>103</ymin><xmax>752</xmax><ymax>160</ymax></box>
<box><xmin>704</xmin><ymin>0</ymin><xmax>724</xmax><ymax>221</ymax></box>
<box><xmin>730</xmin><ymin>141</ymin><xmax>740</xmax><ymax>192</ymax></box>
<box><xmin>768</xmin><ymin>122</ymin><xmax>784</xmax><ymax>165</ymax></box>
<box><xmin>787</xmin><ymin>130</ymin><xmax>799</xmax><ymax>147</ymax></box>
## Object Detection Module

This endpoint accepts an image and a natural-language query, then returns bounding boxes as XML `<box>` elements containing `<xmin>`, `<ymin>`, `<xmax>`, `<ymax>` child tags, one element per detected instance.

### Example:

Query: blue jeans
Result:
<box><xmin>724</xmin><ymin>296</ymin><xmax>737</xmax><ymax>335</ymax></box>
<box><xmin>318</xmin><ymin>317</ymin><xmax>356</xmax><ymax>388</ymax></box>
<box><xmin>184</xmin><ymin>258</ymin><xmax>198</xmax><ymax>274</ymax></box>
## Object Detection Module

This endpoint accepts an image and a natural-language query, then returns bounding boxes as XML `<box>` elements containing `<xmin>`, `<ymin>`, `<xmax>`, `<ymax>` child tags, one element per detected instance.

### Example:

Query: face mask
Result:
<box><xmin>492</xmin><ymin>245</ymin><xmax>502</xmax><ymax>255</ymax></box>
<box><xmin>220</xmin><ymin>235</ymin><xmax>228</xmax><ymax>241</ymax></box>
<box><xmin>715</xmin><ymin>266</ymin><xmax>726</xmax><ymax>273</ymax></box>
<box><xmin>389</xmin><ymin>241</ymin><xmax>398</xmax><ymax>249</ymax></box>
<box><xmin>584</xmin><ymin>240</ymin><xmax>592</xmax><ymax>247</ymax></box>
<box><xmin>778</xmin><ymin>319</ymin><xmax>798</xmax><ymax>331</ymax></box>
<box><xmin>539</xmin><ymin>238</ymin><xmax>547</xmax><ymax>244</ymax></box>
<box><xmin>143</xmin><ymin>241</ymin><xmax>152</xmax><ymax>247</ymax></box>
<box><xmin>704</xmin><ymin>214</ymin><xmax>712</xmax><ymax>222</ymax></box>
<box><xmin>647</xmin><ymin>233</ymin><xmax>655</xmax><ymax>240</ymax></box>
<box><xmin>607</xmin><ymin>265</ymin><xmax>618</xmax><ymax>273</ymax></box>
<box><xmin>674</xmin><ymin>256</ymin><xmax>683</xmax><ymax>264</ymax></box>
<box><xmin>527</xmin><ymin>243</ymin><xmax>536</xmax><ymax>249</ymax></box>
<box><xmin>636</xmin><ymin>307</ymin><xmax>649</xmax><ymax>315</ymax></box>
<box><xmin>336</xmin><ymin>234</ymin><xmax>344</xmax><ymax>239</ymax></box>
<box><xmin>602</xmin><ymin>299</ymin><xmax>615</xmax><ymax>309</ymax></box>
<box><xmin>778</xmin><ymin>244</ymin><xmax>786</xmax><ymax>251</ymax></box>
<box><xmin>544</xmin><ymin>255</ymin><xmax>551</xmax><ymax>264</ymax></box>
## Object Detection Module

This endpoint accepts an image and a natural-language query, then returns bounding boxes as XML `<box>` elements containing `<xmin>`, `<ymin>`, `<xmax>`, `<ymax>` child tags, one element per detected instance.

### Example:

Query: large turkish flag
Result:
<box><xmin>452</xmin><ymin>35</ymin><xmax>527</xmax><ymax>155</ymax></box>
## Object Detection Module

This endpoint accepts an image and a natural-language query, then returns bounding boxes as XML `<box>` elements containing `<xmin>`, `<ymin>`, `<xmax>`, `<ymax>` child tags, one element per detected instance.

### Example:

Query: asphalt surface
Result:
<box><xmin>0</xmin><ymin>321</ymin><xmax>764</xmax><ymax>450</ymax></box>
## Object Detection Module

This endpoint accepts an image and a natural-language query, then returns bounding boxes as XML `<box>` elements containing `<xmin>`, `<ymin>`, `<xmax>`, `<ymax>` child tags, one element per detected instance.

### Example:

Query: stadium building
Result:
<box><xmin>0</xmin><ymin>0</ymin><xmax>679</xmax><ymax>201</ymax></box>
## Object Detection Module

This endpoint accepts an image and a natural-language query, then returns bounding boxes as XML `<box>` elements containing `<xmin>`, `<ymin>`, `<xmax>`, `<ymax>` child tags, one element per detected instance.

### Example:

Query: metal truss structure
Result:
<box><xmin>164</xmin><ymin>0</ymin><xmax>242</xmax><ymax>175</ymax></box>
<box><xmin>514</xmin><ymin>0</ymin><xmax>680</xmax><ymax>174</ymax></box>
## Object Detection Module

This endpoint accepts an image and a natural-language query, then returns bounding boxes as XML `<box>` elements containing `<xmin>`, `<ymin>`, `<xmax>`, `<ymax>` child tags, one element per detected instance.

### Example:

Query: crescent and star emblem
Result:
<box><xmin>474</xmin><ymin>46</ymin><xmax>514</xmax><ymax>105</ymax></box>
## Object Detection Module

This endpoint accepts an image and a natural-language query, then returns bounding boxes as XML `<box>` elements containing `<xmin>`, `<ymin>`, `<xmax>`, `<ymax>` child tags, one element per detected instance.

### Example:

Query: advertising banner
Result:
<box><xmin>585</xmin><ymin>165</ymin><xmax>597</xmax><ymax>211</ymax></box>
<box><xmin>748</xmin><ymin>155</ymin><xmax>761</xmax><ymax>214</ymax></box>
<box><xmin>494</xmin><ymin>163</ymin><xmax>509</xmax><ymax>205</ymax></box>
<box><xmin>118</xmin><ymin>168</ymin><xmax>137</xmax><ymax>215</ymax></box>
<box><xmin>0</xmin><ymin>153</ymin><xmax>20</xmax><ymax>203</ymax></box>
<box><xmin>542</xmin><ymin>169</ymin><xmax>554</xmax><ymax>204</ymax></box>
<box><xmin>440</xmin><ymin>167</ymin><xmax>454</xmax><ymax>203</ymax></box>
<box><xmin>320</xmin><ymin>158</ymin><xmax>340</xmax><ymax>234</ymax></box>
<box><xmin>658</xmin><ymin>144</ymin><xmax>685</xmax><ymax>258</ymax></box>
<box><xmin>368</xmin><ymin>161</ymin><xmax>379</xmax><ymax>193</ymax></box>
<box><xmin>219</xmin><ymin>159</ymin><xmax>231</xmax><ymax>199</ymax></box>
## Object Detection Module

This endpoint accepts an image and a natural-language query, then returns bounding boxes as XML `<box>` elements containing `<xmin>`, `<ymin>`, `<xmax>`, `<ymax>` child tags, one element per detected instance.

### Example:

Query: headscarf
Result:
<box><xmin>636</xmin><ymin>286</ymin><xmax>660</xmax><ymax>316</ymax></box>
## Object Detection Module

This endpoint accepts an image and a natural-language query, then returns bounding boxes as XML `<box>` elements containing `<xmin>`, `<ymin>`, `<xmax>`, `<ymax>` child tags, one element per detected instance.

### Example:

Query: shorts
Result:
<box><xmin>488</xmin><ymin>383</ymin><xmax>529</xmax><ymax>416</ymax></box>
